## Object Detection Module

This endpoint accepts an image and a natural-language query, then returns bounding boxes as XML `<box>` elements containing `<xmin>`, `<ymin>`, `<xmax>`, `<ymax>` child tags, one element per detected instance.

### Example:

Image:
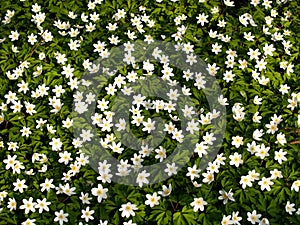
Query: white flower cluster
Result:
<box><xmin>0</xmin><ymin>0</ymin><xmax>299</xmax><ymax>224</ymax></box>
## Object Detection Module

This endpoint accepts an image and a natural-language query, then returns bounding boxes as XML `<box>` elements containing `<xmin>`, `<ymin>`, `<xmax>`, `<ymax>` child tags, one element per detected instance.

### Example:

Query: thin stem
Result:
<box><xmin>290</xmin><ymin>140</ymin><xmax>300</xmax><ymax>145</ymax></box>
<box><xmin>169</xmin><ymin>199</ymin><xmax>176</xmax><ymax>212</ymax></box>
<box><xmin>24</xmin><ymin>30</ymin><xmax>46</xmax><ymax>61</ymax></box>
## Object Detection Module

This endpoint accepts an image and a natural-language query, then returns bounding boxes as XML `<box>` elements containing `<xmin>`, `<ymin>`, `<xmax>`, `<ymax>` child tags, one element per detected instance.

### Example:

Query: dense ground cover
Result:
<box><xmin>0</xmin><ymin>0</ymin><xmax>299</xmax><ymax>224</ymax></box>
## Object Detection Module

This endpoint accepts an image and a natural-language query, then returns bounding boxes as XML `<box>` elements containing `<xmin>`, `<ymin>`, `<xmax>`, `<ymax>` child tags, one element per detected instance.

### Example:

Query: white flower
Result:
<box><xmin>98</xmin><ymin>220</ymin><xmax>108</xmax><ymax>225</ymax></box>
<box><xmin>186</xmin><ymin>119</ymin><xmax>199</xmax><ymax>134</ymax></box>
<box><xmin>49</xmin><ymin>138</ymin><xmax>63</xmax><ymax>151</ymax></box>
<box><xmin>285</xmin><ymin>201</ymin><xmax>296</xmax><ymax>215</ymax></box>
<box><xmin>196</xmin><ymin>13</ymin><xmax>209</xmax><ymax>26</ymax></box>
<box><xmin>223</xmin><ymin>70</ymin><xmax>235</xmax><ymax>82</ymax></box>
<box><xmin>252</xmin><ymin>112</ymin><xmax>262</xmax><ymax>123</ymax></box>
<box><xmin>232</xmin><ymin>211</ymin><xmax>242</xmax><ymax>225</ymax></box>
<box><xmin>218</xmin><ymin>95</ymin><xmax>229</xmax><ymax>105</ymax></box>
<box><xmin>35</xmin><ymin>198</ymin><xmax>51</xmax><ymax>213</ymax></box>
<box><xmin>119</xmin><ymin>202</ymin><xmax>138</xmax><ymax>218</ymax></box>
<box><xmin>202</xmin><ymin>171</ymin><xmax>214</xmax><ymax>184</ymax></box>
<box><xmin>211</xmin><ymin>42</ymin><xmax>222</xmax><ymax>54</ymax></box>
<box><xmin>186</xmin><ymin>165</ymin><xmax>200</xmax><ymax>180</ymax></box>
<box><xmin>62</xmin><ymin>117</ymin><xmax>72</xmax><ymax>128</ymax></box>
<box><xmin>21</xmin><ymin>219</ymin><xmax>36</xmax><ymax>225</ymax></box>
<box><xmin>248</xmin><ymin>170</ymin><xmax>259</xmax><ymax>182</ymax></box>
<box><xmin>54</xmin><ymin>210</ymin><xmax>69</xmax><ymax>225</ymax></box>
<box><xmin>253</xmin><ymin>95</ymin><xmax>262</xmax><ymax>105</ymax></box>
<box><xmin>259</xmin><ymin>218</ymin><xmax>270</xmax><ymax>225</ymax></box>
<box><xmin>244</xmin><ymin>32</ymin><xmax>255</xmax><ymax>41</ymax></box>
<box><xmin>270</xmin><ymin>169</ymin><xmax>283</xmax><ymax>179</ymax></box>
<box><xmin>253</xmin><ymin>129</ymin><xmax>264</xmax><ymax>141</ymax></box>
<box><xmin>27</xmin><ymin>33</ymin><xmax>37</xmax><ymax>45</ymax></box>
<box><xmin>218</xmin><ymin>189</ymin><xmax>235</xmax><ymax>204</ymax></box>
<box><xmin>109</xmin><ymin>141</ymin><xmax>124</xmax><ymax>154</ymax></box>
<box><xmin>182</xmin><ymin>105</ymin><xmax>196</xmax><ymax>118</ymax></box>
<box><xmin>155</xmin><ymin>146</ymin><xmax>167</xmax><ymax>162</ymax></box>
<box><xmin>13</xmin><ymin>179</ymin><xmax>28</xmax><ymax>193</ymax></box>
<box><xmin>274</xmin><ymin>149</ymin><xmax>287</xmax><ymax>164</ymax></box>
<box><xmin>139</xmin><ymin>145</ymin><xmax>152</xmax><ymax>157</ymax></box>
<box><xmin>271</xmin><ymin>114</ymin><xmax>282</xmax><ymax>125</ymax></box>
<box><xmin>207</xmin><ymin>161</ymin><xmax>220</xmax><ymax>173</ymax></box>
<box><xmin>131</xmin><ymin>114</ymin><xmax>144</xmax><ymax>126</ymax></box>
<box><xmin>80</xmin><ymin>129</ymin><xmax>94</xmax><ymax>142</ymax></box>
<box><xmin>58</xmin><ymin>151</ymin><xmax>73</xmax><ymax>165</ymax></box>
<box><xmin>194</xmin><ymin>142</ymin><xmax>208</xmax><ymax>157</ymax></box>
<box><xmin>263</xmin><ymin>43</ymin><xmax>276</xmax><ymax>56</ymax></box>
<box><xmin>287</xmin><ymin>97</ymin><xmax>297</xmax><ymax>111</ymax></box>
<box><xmin>171</xmin><ymin>128</ymin><xmax>184</xmax><ymax>143</ymax></box>
<box><xmin>123</xmin><ymin>220</ymin><xmax>137</xmax><ymax>225</ymax></box>
<box><xmin>240</xmin><ymin>175</ymin><xmax>253</xmax><ymax>189</ymax></box>
<box><xmin>115</xmin><ymin>118</ymin><xmax>126</xmax><ymax>131</ymax></box>
<box><xmin>258</xmin><ymin>177</ymin><xmax>274</xmax><ymax>191</ymax></box>
<box><xmin>62</xmin><ymin>183</ymin><xmax>76</xmax><ymax>196</ymax></box>
<box><xmin>40</xmin><ymin>178</ymin><xmax>55</xmax><ymax>192</ymax></box>
<box><xmin>136</xmin><ymin>170</ymin><xmax>150</xmax><ymax>187</ymax></box>
<box><xmin>99</xmin><ymin>118</ymin><xmax>113</xmax><ymax>132</ymax></box>
<box><xmin>229</xmin><ymin>152</ymin><xmax>243</xmax><ymax>167</ymax></box>
<box><xmin>91</xmin><ymin>184</ymin><xmax>108</xmax><ymax>203</ymax></box>
<box><xmin>221</xmin><ymin>215</ymin><xmax>234</xmax><ymax>225</ymax></box>
<box><xmin>275</xmin><ymin>132</ymin><xmax>286</xmax><ymax>145</ymax></box>
<box><xmin>190</xmin><ymin>197</ymin><xmax>207</xmax><ymax>212</ymax></box>
<box><xmin>215</xmin><ymin>153</ymin><xmax>226</xmax><ymax>165</ymax></box>
<box><xmin>145</xmin><ymin>192</ymin><xmax>161</xmax><ymax>207</ymax></box>
<box><xmin>255</xmin><ymin>144</ymin><xmax>270</xmax><ymax>159</ymax></box>
<box><xmin>98</xmin><ymin>160</ymin><xmax>111</xmax><ymax>174</ymax></box>
<box><xmin>255</xmin><ymin>59</ymin><xmax>267</xmax><ymax>71</ymax></box>
<box><xmin>20</xmin><ymin>197</ymin><xmax>36</xmax><ymax>214</ymax></box>
<box><xmin>68</xmin><ymin>39</ymin><xmax>80</xmax><ymax>51</ymax></box>
<box><xmin>247</xmin><ymin>210</ymin><xmax>261</xmax><ymax>224</ymax></box>
<box><xmin>7</xmin><ymin>198</ymin><xmax>17</xmax><ymax>211</ymax></box>
<box><xmin>224</xmin><ymin>0</ymin><xmax>235</xmax><ymax>6</ymax></box>
<box><xmin>81</xmin><ymin>206</ymin><xmax>95</xmax><ymax>222</ymax></box>
<box><xmin>9</xmin><ymin>30</ymin><xmax>19</xmax><ymax>41</ymax></box>
<box><xmin>279</xmin><ymin>84</ymin><xmax>290</xmax><ymax>95</ymax></box>
<box><xmin>158</xmin><ymin>184</ymin><xmax>172</xmax><ymax>197</ymax></box>
<box><xmin>211</xmin><ymin>6</ymin><xmax>219</xmax><ymax>14</ymax></box>
<box><xmin>247</xmin><ymin>141</ymin><xmax>259</xmax><ymax>154</ymax></box>
<box><xmin>164</xmin><ymin>163</ymin><xmax>178</xmax><ymax>176</ymax></box>
<box><xmin>291</xmin><ymin>180</ymin><xmax>300</xmax><ymax>192</ymax></box>
<box><xmin>142</xmin><ymin>118</ymin><xmax>156</xmax><ymax>133</ymax></box>
<box><xmin>203</xmin><ymin>132</ymin><xmax>216</xmax><ymax>145</ymax></box>
<box><xmin>143</xmin><ymin>60</ymin><xmax>154</xmax><ymax>72</ymax></box>
<box><xmin>248</xmin><ymin>48</ymin><xmax>261</xmax><ymax>60</ymax></box>
<box><xmin>231</xmin><ymin>136</ymin><xmax>244</xmax><ymax>148</ymax></box>
<box><xmin>80</xmin><ymin>192</ymin><xmax>92</xmax><ymax>204</ymax></box>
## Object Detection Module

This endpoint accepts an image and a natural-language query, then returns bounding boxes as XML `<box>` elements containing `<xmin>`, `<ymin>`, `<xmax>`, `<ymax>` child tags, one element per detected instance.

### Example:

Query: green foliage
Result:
<box><xmin>0</xmin><ymin>0</ymin><xmax>300</xmax><ymax>224</ymax></box>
